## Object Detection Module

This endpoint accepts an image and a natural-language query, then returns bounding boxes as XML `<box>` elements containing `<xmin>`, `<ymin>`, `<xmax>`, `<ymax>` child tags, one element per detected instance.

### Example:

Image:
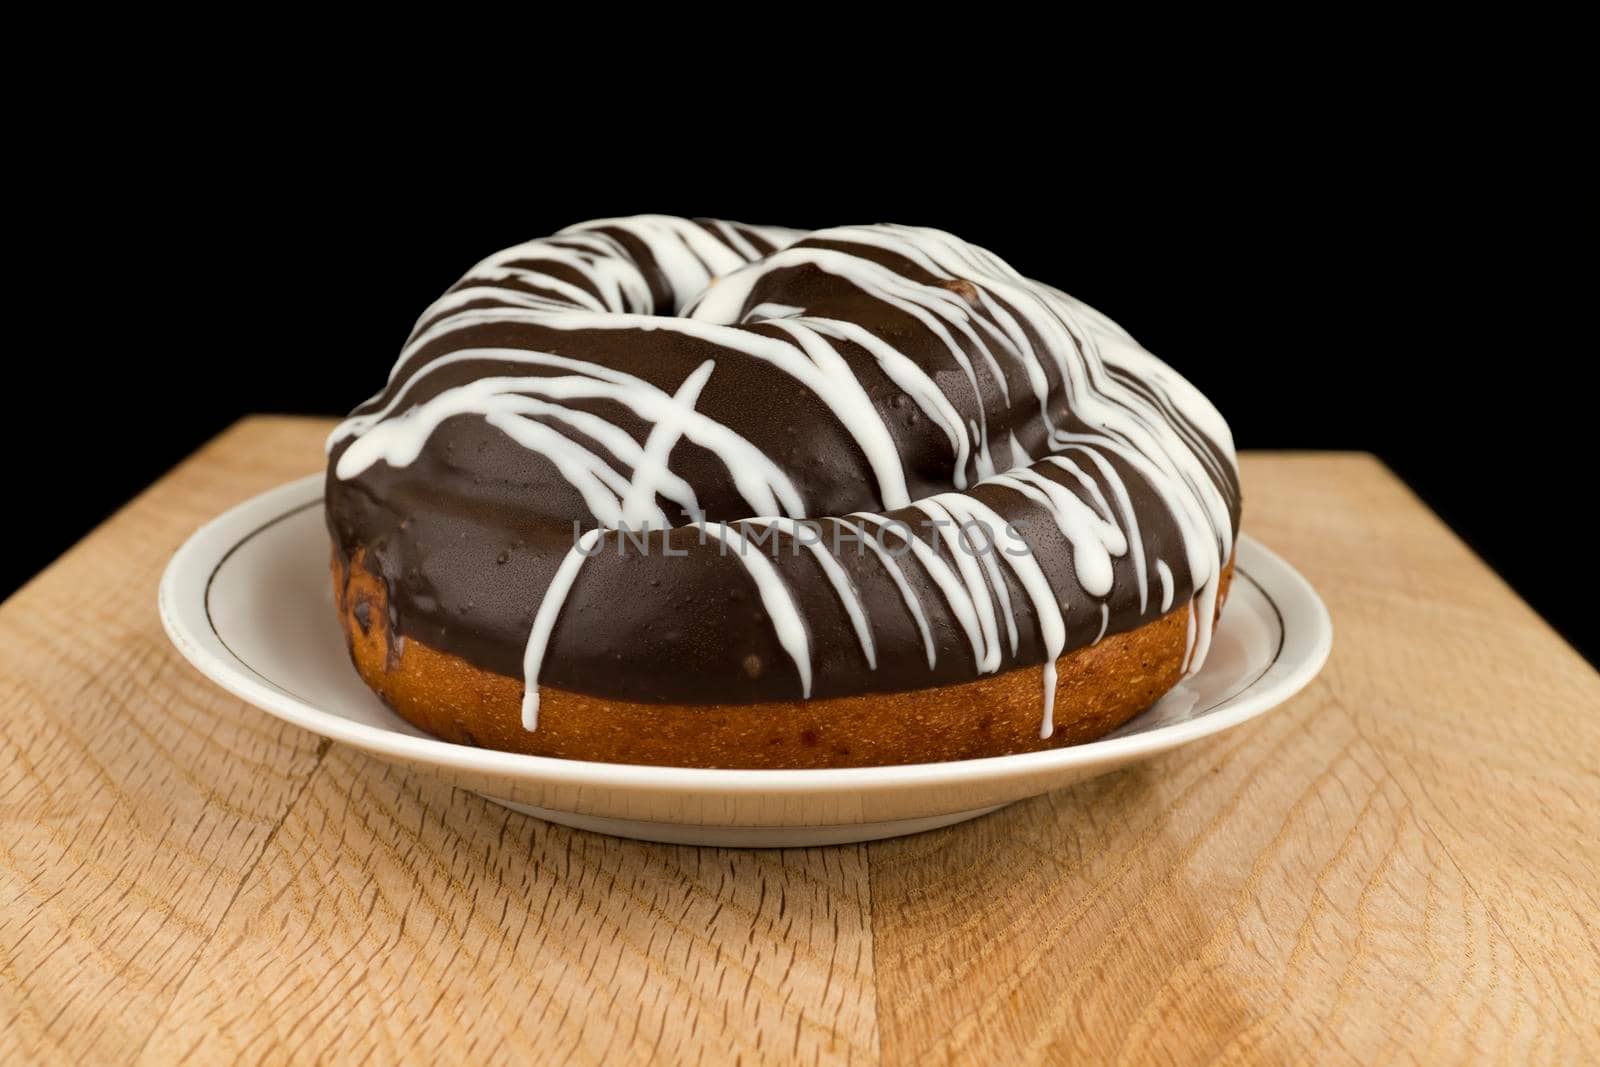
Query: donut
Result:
<box><xmin>325</xmin><ymin>215</ymin><xmax>1241</xmax><ymax>768</ymax></box>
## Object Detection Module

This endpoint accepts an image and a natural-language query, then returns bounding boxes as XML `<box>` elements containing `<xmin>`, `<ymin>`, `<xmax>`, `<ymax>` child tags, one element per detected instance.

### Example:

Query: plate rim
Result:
<box><xmin>159</xmin><ymin>474</ymin><xmax>1332</xmax><ymax>796</ymax></box>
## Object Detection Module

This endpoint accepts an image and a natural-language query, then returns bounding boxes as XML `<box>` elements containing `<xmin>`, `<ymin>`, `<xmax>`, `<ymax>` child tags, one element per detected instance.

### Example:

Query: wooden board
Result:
<box><xmin>1</xmin><ymin>417</ymin><xmax>1595</xmax><ymax>1064</ymax></box>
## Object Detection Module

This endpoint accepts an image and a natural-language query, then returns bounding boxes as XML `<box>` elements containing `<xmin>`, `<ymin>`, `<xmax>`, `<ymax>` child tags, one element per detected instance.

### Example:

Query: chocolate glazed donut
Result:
<box><xmin>326</xmin><ymin>216</ymin><xmax>1241</xmax><ymax>768</ymax></box>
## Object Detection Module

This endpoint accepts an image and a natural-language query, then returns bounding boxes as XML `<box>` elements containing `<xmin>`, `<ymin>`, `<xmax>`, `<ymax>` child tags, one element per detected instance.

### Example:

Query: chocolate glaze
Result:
<box><xmin>325</xmin><ymin>216</ymin><xmax>1240</xmax><ymax>712</ymax></box>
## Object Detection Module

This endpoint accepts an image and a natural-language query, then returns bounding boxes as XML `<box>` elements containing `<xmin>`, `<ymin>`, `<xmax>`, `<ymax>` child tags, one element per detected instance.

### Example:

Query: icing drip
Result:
<box><xmin>326</xmin><ymin>216</ymin><xmax>1241</xmax><ymax>732</ymax></box>
<box><xmin>752</xmin><ymin>518</ymin><xmax>877</xmax><ymax>670</ymax></box>
<box><xmin>924</xmin><ymin>492</ymin><xmax>1068</xmax><ymax>737</ymax></box>
<box><xmin>522</xmin><ymin>528</ymin><xmax>604</xmax><ymax>729</ymax></box>
<box><xmin>1156</xmin><ymin>560</ymin><xmax>1176</xmax><ymax>613</ymax></box>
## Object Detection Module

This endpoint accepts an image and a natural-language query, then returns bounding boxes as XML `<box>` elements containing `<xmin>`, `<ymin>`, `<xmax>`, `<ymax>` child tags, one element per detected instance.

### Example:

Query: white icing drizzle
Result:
<box><xmin>854</xmin><ymin>512</ymin><xmax>991</xmax><ymax>672</ymax></box>
<box><xmin>807</xmin><ymin>317</ymin><xmax>975</xmax><ymax>489</ymax></box>
<box><xmin>912</xmin><ymin>498</ymin><xmax>1007</xmax><ymax>666</ymax></box>
<box><xmin>1050</xmin><ymin>446</ymin><xmax>1151</xmax><ymax>614</ymax></box>
<box><xmin>1007</xmin><ymin>431</ymin><xmax>1034</xmax><ymax>467</ymax></box>
<box><xmin>565</xmin><ymin>215</ymin><xmax>762</xmax><ymax>306</ymax></box>
<box><xmin>922</xmin><ymin>492</ymin><xmax>1068</xmax><ymax>737</ymax></box>
<box><xmin>330</xmin><ymin>216</ymin><xmax>1239</xmax><ymax>738</ymax></box>
<box><xmin>696</xmin><ymin>522</ymin><xmax>813</xmax><ymax>696</ymax></box>
<box><xmin>751</xmin><ymin>518</ymin><xmax>877</xmax><ymax>670</ymax></box>
<box><xmin>762</xmin><ymin>319</ymin><xmax>911</xmax><ymax>507</ymax></box>
<box><xmin>1181</xmin><ymin>602</ymin><xmax>1198</xmax><ymax>674</ymax></box>
<box><xmin>521</xmin><ymin>528</ymin><xmax>605</xmax><ymax>729</ymax></box>
<box><xmin>987</xmin><ymin>466</ymin><xmax>1123</xmax><ymax>597</ymax></box>
<box><xmin>336</xmin><ymin>356</ymin><xmax>805</xmax><ymax>524</ymax></box>
<box><xmin>744</xmin><ymin>302</ymin><xmax>806</xmax><ymax>322</ymax></box>
<box><xmin>838</xmin><ymin>518</ymin><xmax>937</xmax><ymax>670</ymax></box>
<box><xmin>696</xmin><ymin>245</ymin><xmax>1002</xmax><ymax>482</ymax></box>
<box><xmin>620</xmin><ymin>359</ymin><xmax>716</xmax><ymax>527</ymax></box>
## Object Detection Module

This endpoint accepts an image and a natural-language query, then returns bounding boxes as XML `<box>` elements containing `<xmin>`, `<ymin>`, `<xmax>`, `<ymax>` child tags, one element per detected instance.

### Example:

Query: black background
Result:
<box><xmin>11</xmin><ymin>126</ymin><xmax>1592</xmax><ymax>663</ymax></box>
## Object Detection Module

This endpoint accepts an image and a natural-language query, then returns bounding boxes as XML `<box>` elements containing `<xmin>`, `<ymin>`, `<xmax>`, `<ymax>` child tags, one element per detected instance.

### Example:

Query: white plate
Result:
<box><xmin>160</xmin><ymin>475</ymin><xmax>1331</xmax><ymax>847</ymax></box>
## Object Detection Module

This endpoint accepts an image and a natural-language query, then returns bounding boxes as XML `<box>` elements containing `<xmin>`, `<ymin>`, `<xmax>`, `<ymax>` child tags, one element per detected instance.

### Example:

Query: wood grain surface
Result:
<box><xmin>1</xmin><ymin>417</ymin><xmax>1595</xmax><ymax>1064</ymax></box>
